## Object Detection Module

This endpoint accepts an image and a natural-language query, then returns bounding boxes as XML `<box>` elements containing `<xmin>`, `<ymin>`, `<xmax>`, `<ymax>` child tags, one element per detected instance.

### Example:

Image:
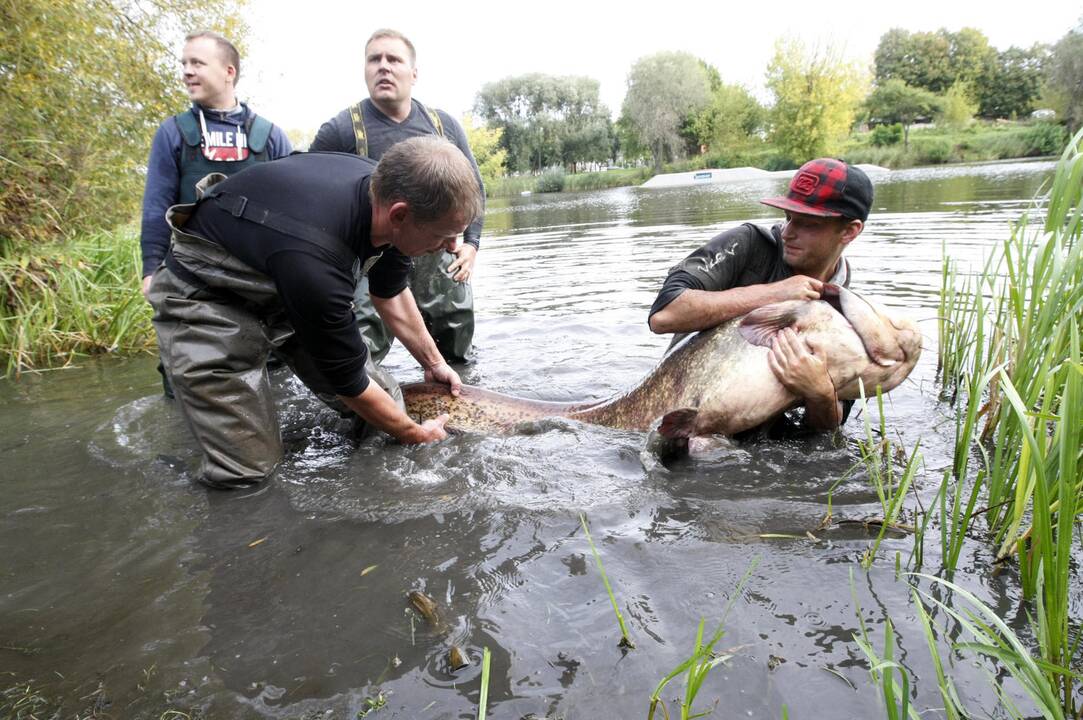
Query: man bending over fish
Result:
<box><xmin>648</xmin><ymin>158</ymin><xmax>874</xmax><ymax>433</ymax></box>
<box><xmin>147</xmin><ymin>137</ymin><xmax>480</xmax><ymax>489</ymax></box>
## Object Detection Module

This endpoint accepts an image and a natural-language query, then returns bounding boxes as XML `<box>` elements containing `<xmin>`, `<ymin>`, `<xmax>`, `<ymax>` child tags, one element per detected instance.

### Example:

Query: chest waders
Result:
<box><xmin>348</xmin><ymin>101</ymin><xmax>476</xmax><ymax>365</ymax></box>
<box><xmin>148</xmin><ymin>173</ymin><xmax>403</xmax><ymax>489</ymax></box>
<box><xmin>152</xmin><ymin>111</ymin><xmax>276</xmax><ymax>399</ymax></box>
<box><xmin>174</xmin><ymin>110</ymin><xmax>274</xmax><ymax>203</ymax></box>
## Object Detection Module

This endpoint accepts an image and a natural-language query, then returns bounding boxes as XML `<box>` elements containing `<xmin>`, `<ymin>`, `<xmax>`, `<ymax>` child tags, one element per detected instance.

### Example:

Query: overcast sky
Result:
<box><xmin>239</xmin><ymin>1</ymin><xmax>1081</xmax><ymax>133</ymax></box>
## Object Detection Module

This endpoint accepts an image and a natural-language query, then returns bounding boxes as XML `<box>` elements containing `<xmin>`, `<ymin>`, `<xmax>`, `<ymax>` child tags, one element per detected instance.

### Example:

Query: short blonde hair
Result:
<box><xmin>370</xmin><ymin>136</ymin><xmax>482</xmax><ymax>224</ymax></box>
<box><xmin>365</xmin><ymin>28</ymin><xmax>416</xmax><ymax>66</ymax></box>
<box><xmin>185</xmin><ymin>31</ymin><xmax>241</xmax><ymax>84</ymax></box>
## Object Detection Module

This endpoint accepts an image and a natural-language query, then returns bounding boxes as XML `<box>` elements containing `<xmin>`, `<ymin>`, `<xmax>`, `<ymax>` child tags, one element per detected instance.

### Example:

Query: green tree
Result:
<box><xmin>0</xmin><ymin>0</ymin><xmax>248</xmax><ymax>250</ymax></box>
<box><xmin>874</xmin><ymin>28</ymin><xmax>954</xmax><ymax>92</ymax></box>
<box><xmin>866</xmin><ymin>79</ymin><xmax>941</xmax><ymax>147</ymax></box>
<box><xmin>686</xmin><ymin>83</ymin><xmax>766</xmax><ymax>162</ymax></box>
<box><xmin>1045</xmin><ymin>26</ymin><xmax>1083</xmax><ymax>131</ymax></box>
<box><xmin>938</xmin><ymin>81</ymin><xmax>979</xmax><ymax>128</ymax></box>
<box><xmin>620</xmin><ymin>51</ymin><xmax>710</xmax><ymax>171</ymax></box>
<box><xmin>474</xmin><ymin>74</ymin><xmax>613</xmax><ymax>173</ymax></box>
<box><xmin>766</xmin><ymin>38</ymin><xmax>868</xmax><ymax>163</ymax></box>
<box><xmin>977</xmin><ymin>45</ymin><xmax>1047</xmax><ymax>118</ymax></box>
<box><xmin>875</xmin><ymin>27</ymin><xmax>996</xmax><ymax>95</ymax></box>
<box><xmin>461</xmin><ymin>116</ymin><xmax>507</xmax><ymax>186</ymax></box>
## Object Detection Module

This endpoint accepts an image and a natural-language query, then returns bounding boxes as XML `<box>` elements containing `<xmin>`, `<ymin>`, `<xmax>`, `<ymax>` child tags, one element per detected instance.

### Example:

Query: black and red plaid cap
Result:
<box><xmin>760</xmin><ymin>158</ymin><xmax>873</xmax><ymax>222</ymax></box>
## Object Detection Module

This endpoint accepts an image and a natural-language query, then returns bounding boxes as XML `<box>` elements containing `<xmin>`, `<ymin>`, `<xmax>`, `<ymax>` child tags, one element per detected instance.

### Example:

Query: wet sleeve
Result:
<box><xmin>365</xmin><ymin>247</ymin><xmax>413</xmax><ymax>299</ymax></box>
<box><xmin>308</xmin><ymin>112</ymin><xmax>353</xmax><ymax>153</ymax></box>
<box><xmin>440</xmin><ymin>112</ymin><xmax>485</xmax><ymax>249</ymax></box>
<box><xmin>139</xmin><ymin>121</ymin><xmax>181</xmax><ymax>278</ymax></box>
<box><xmin>265</xmin><ymin>251</ymin><xmax>370</xmax><ymax>397</ymax></box>
<box><xmin>647</xmin><ymin>227</ymin><xmax>755</xmax><ymax>320</ymax></box>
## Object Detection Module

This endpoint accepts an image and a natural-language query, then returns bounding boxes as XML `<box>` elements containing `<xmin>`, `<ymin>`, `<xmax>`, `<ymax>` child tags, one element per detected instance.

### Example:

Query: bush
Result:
<box><xmin>0</xmin><ymin>228</ymin><xmax>155</xmax><ymax>376</ymax></box>
<box><xmin>1</xmin><ymin>1</ymin><xmax>247</xmax><ymax>250</ymax></box>
<box><xmin>911</xmin><ymin>137</ymin><xmax>954</xmax><ymax>164</ymax></box>
<box><xmin>870</xmin><ymin>123</ymin><xmax>903</xmax><ymax>146</ymax></box>
<box><xmin>1021</xmin><ymin>122</ymin><xmax>1069</xmax><ymax>156</ymax></box>
<box><xmin>535</xmin><ymin>167</ymin><xmax>567</xmax><ymax>193</ymax></box>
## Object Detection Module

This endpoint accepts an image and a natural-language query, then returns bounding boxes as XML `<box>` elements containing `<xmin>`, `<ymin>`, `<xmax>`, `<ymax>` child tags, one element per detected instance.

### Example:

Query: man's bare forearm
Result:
<box><xmin>371</xmin><ymin>290</ymin><xmax>443</xmax><ymax>369</ymax></box>
<box><xmin>649</xmin><ymin>275</ymin><xmax>826</xmax><ymax>334</ymax></box>
<box><xmin>649</xmin><ymin>286</ymin><xmax>778</xmax><ymax>334</ymax></box>
<box><xmin>339</xmin><ymin>382</ymin><xmax>440</xmax><ymax>444</ymax></box>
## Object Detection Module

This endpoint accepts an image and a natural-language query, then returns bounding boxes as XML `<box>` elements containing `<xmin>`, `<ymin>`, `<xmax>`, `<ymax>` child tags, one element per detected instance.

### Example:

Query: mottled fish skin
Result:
<box><xmin>402</xmin><ymin>288</ymin><xmax>921</xmax><ymax>437</ymax></box>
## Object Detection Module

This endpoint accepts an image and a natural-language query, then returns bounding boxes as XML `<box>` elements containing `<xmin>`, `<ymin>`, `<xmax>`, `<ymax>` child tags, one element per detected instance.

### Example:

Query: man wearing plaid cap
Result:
<box><xmin>648</xmin><ymin>158</ymin><xmax>874</xmax><ymax>433</ymax></box>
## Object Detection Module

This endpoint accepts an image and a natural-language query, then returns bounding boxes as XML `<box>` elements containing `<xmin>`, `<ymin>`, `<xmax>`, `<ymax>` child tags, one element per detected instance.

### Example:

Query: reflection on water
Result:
<box><xmin>0</xmin><ymin>160</ymin><xmax>1057</xmax><ymax>718</ymax></box>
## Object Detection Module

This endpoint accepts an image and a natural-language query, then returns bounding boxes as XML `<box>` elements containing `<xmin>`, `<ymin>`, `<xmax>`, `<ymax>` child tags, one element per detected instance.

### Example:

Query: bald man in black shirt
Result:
<box><xmin>147</xmin><ymin>137</ymin><xmax>482</xmax><ymax>489</ymax></box>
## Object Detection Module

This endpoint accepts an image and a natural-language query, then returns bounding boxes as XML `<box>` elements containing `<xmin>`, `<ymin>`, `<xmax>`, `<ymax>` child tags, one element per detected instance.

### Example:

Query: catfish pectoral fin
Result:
<box><xmin>658</xmin><ymin>407</ymin><xmax>699</xmax><ymax>439</ymax></box>
<box><xmin>640</xmin><ymin>409</ymin><xmax>698</xmax><ymax>469</ymax></box>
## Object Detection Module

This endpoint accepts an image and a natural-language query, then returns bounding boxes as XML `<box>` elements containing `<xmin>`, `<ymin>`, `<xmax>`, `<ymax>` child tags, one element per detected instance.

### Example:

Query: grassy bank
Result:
<box><xmin>842</xmin><ymin>121</ymin><xmax>1068</xmax><ymax>168</ymax></box>
<box><xmin>485</xmin><ymin>167</ymin><xmax>652</xmax><ymax>198</ymax></box>
<box><xmin>0</xmin><ymin>228</ymin><xmax>154</xmax><ymax>377</ymax></box>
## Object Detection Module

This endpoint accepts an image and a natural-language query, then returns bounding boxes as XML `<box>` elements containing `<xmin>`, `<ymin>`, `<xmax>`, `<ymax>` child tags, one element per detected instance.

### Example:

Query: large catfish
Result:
<box><xmin>402</xmin><ymin>285</ymin><xmax>921</xmax><ymax>439</ymax></box>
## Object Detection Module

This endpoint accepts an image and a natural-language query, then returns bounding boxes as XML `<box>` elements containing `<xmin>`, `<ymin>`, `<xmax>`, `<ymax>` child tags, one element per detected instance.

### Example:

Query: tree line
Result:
<box><xmin>2</xmin><ymin>5</ymin><xmax>1081</xmax><ymax>250</ymax></box>
<box><xmin>477</xmin><ymin>23</ymin><xmax>1082</xmax><ymax>174</ymax></box>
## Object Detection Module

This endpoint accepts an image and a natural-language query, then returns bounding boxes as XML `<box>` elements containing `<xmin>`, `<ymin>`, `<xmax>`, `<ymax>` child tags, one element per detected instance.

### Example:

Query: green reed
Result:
<box><xmin>913</xmin><ymin>573</ymin><xmax>1077</xmax><ymax>720</ymax></box>
<box><xmin>477</xmin><ymin>646</ymin><xmax>491</xmax><ymax>720</ymax></box>
<box><xmin>935</xmin><ymin>127</ymin><xmax>1083</xmax><ymax>714</ymax></box>
<box><xmin>647</xmin><ymin>559</ymin><xmax>758</xmax><ymax>720</ymax></box>
<box><xmin>0</xmin><ymin>227</ymin><xmax>154</xmax><ymax>376</ymax></box>
<box><xmin>854</xmin><ymin>570</ymin><xmax>1076</xmax><ymax>720</ymax></box>
<box><xmin>854</xmin><ymin>386</ymin><xmax>923</xmax><ymax>569</ymax></box>
<box><xmin>579</xmin><ymin>513</ymin><xmax>635</xmax><ymax>649</ymax></box>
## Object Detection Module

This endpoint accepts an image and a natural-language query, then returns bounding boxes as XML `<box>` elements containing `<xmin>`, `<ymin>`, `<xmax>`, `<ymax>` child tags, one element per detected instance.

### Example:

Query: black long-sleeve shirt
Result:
<box><xmin>185</xmin><ymin>152</ymin><xmax>411</xmax><ymax>396</ymax></box>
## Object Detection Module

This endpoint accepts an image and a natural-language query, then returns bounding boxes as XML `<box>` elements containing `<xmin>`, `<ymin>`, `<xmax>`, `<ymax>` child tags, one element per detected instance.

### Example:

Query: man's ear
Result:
<box><xmin>840</xmin><ymin>219</ymin><xmax>863</xmax><ymax>247</ymax></box>
<box><xmin>387</xmin><ymin>201</ymin><xmax>410</xmax><ymax>227</ymax></box>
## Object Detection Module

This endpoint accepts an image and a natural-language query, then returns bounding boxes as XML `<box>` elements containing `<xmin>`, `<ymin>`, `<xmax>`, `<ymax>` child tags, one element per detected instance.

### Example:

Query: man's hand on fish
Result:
<box><xmin>765</xmin><ymin>275</ymin><xmax>824</xmax><ymax>303</ymax></box>
<box><xmin>446</xmin><ymin>243</ymin><xmax>477</xmax><ymax>282</ymax></box>
<box><xmin>767</xmin><ymin>327</ymin><xmax>842</xmax><ymax>429</ymax></box>
<box><xmin>425</xmin><ymin>361</ymin><xmax>463</xmax><ymax>397</ymax></box>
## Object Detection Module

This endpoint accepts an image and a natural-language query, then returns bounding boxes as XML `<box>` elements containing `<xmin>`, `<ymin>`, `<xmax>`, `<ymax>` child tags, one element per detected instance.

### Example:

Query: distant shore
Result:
<box><xmin>485</xmin><ymin>120</ymin><xmax>1066</xmax><ymax>198</ymax></box>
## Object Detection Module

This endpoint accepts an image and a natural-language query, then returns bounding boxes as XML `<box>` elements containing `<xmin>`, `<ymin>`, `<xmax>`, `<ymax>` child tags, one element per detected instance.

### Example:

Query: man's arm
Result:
<box><xmin>139</xmin><ymin>121</ymin><xmax>182</xmax><ymax>298</ymax></box>
<box><xmin>768</xmin><ymin>328</ymin><xmax>843</xmax><ymax>430</ymax></box>
<box><xmin>371</xmin><ymin>289</ymin><xmax>463</xmax><ymax>393</ymax></box>
<box><xmin>440</xmin><ymin>113</ymin><xmax>485</xmax><ymax>281</ymax></box>
<box><xmin>648</xmin><ymin>275</ymin><xmax>825</xmax><ymax>334</ymax></box>
<box><xmin>338</xmin><ymin>381</ymin><xmax>449</xmax><ymax>443</ymax></box>
<box><xmin>266</xmin><ymin>124</ymin><xmax>294</xmax><ymax>157</ymax></box>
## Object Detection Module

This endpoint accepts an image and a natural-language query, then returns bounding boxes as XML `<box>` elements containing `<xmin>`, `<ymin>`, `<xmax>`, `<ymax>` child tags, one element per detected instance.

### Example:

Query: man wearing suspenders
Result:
<box><xmin>309</xmin><ymin>28</ymin><xmax>485</xmax><ymax>366</ymax></box>
<box><xmin>139</xmin><ymin>31</ymin><xmax>293</xmax><ymax>396</ymax></box>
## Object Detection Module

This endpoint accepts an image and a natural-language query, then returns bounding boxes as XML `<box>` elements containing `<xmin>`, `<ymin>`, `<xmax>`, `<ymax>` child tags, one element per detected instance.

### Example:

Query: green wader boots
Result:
<box><xmin>353</xmin><ymin>249</ymin><xmax>474</xmax><ymax>364</ymax></box>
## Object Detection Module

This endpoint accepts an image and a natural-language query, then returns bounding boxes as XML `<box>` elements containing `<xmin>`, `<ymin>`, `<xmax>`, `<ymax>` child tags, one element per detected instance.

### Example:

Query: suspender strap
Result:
<box><xmin>208</xmin><ymin>190</ymin><xmax>355</xmax><ymax>266</ymax></box>
<box><xmin>421</xmin><ymin>103</ymin><xmax>445</xmax><ymax>138</ymax></box>
<box><xmin>349</xmin><ymin>102</ymin><xmax>368</xmax><ymax>156</ymax></box>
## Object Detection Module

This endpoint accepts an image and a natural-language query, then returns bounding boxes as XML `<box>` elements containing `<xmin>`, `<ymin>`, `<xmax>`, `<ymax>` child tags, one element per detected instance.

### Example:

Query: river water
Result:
<box><xmin>0</xmin><ymin>159</ymin><xmax>1063</xmax><ymax>718</ymax></box>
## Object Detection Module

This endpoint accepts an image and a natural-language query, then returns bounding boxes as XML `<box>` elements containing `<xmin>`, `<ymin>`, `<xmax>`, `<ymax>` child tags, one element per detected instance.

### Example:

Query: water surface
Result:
<box><xmin>0</xmin><ymin>159</ymin><xmax>1061</xmax><ymax>718</ymax></box>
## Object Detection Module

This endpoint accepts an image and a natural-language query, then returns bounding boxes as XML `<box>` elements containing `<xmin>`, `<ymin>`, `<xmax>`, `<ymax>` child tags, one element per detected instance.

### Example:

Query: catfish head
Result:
<box><xmin>738</xmin><ymin>285</ymin><xmax>922</xmax><ymax>400</ymax></box>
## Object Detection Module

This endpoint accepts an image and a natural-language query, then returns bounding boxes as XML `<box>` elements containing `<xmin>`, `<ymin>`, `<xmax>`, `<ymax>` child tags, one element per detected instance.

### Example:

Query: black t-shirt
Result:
<box><xmin>185</xmin><ymin>151</ymin><xmax>411</xmax><ymax>397</ymax></box>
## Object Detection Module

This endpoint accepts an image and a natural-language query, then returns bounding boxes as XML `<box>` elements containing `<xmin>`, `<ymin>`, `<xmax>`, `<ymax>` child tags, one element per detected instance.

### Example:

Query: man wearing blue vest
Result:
<box><xmin>309</xmin><ymin>28</ymin><xmax>484</xmax><ymax>366</ymax></box>
<box><xmin>139</xmin><ymin>31</ymin><xmax>292</xmax><ymax>395</ymax></box>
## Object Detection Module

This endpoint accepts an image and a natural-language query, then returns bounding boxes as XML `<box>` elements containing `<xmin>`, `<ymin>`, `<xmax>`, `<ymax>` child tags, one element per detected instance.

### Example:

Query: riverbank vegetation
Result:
<box><xmin>847</xmin><ymin>127</ymin><xmax>1083</xmax><ymax>719</ymax></box>
<box><xmin>0</xmin><ymin>229</ymin><xmax>154</xmax><ymax>376</ymax></box>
